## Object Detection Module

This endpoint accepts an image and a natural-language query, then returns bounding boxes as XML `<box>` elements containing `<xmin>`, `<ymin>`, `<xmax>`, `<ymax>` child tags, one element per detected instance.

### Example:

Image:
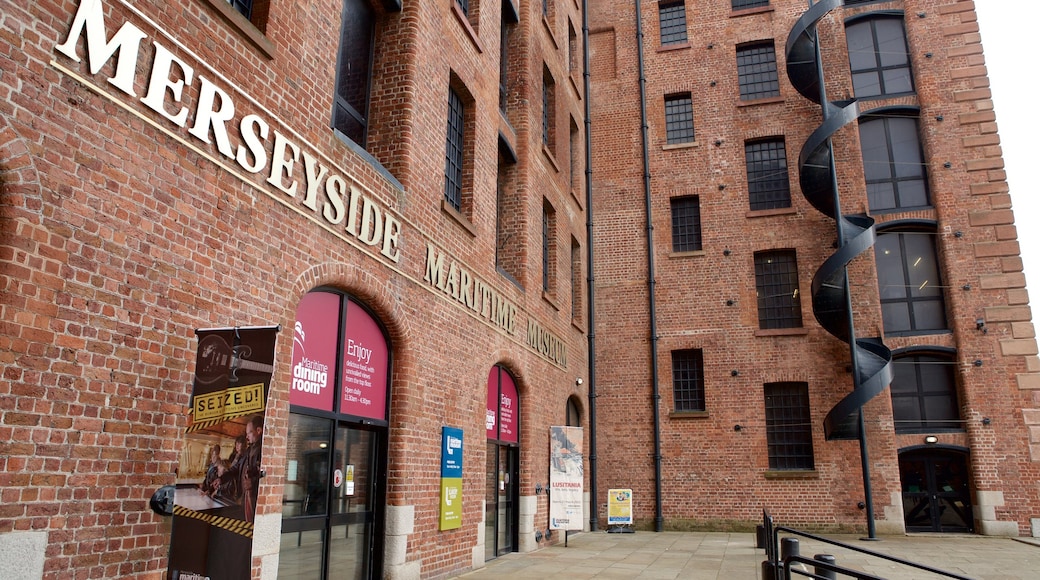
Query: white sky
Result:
<box><xmin>974</xmin><ymin>4</ymin><xmax>1040</xmax><ymax>294</ymax></box>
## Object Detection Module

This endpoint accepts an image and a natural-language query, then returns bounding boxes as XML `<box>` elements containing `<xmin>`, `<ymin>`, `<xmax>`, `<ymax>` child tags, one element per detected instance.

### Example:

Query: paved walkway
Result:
<box><xmin>453</xmin><ymin>531</ymin><xmax>1040</xmax><ymax>579</ymax></box>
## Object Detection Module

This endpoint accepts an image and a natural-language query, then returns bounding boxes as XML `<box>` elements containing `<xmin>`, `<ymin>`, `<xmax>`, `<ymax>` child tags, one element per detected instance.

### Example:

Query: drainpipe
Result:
<box><xmin>580</xmin><ymin>0</ymin><xmax>598</xmax><ymax>532</ymax></box>
<box><xmin>633</xmin><ymin>0</ymin><xmax>664</xmax><ymax>533</ymax></box>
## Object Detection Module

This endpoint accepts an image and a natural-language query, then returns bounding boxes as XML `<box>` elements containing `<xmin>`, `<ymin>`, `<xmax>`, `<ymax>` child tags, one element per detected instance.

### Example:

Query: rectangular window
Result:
<box><xmin>658</xmin><ymin>2</ymin><xmax>688</xmax><ymax>46</ymax></box>
<box><xmin>664</xmin><ymin>93</ymin><xmax>695</xmax><ymax>144</ymax></box>
<box><xmin>732</xmin><ymin>0</ymin><xmax>769</xmax><ymax>9</ymax></box>
<box><xmin>754</xmin><ymin>250</ymin><xmax>802</xmax><ymax>329</ymax></box>
<box><xmin>500</xmin><ymin>16</ymin><xmax>510</xmax><ymax>113</ymax></box>
<box><xmin>846</xmin><ymin>16</ymin><xmax>913</xmax><ymax>98</ymax></box>
<box><xmin>571</xmin><ymin>237</ymin><xmax>583</xmax><ymax>323</ymax></box>
<box><xmin>891</xmin><ymin>355</ymin><xmax>961</xmax><ymax>433</ymax></box>
<box><xmin>746</xmin><ymin>139</ymin><xmax>791</xmax><ymax>211</ymax></box>
<box><xmin>543</xmin><ymin>66</ymin><xmax>556</xmax><ymax>153</ymax></box>
<box><xmin>332</xmin><ymin>0</ymin><xmax>376</xmax><ymax>146</ymax></box>
<box><xmin>456</xmin><ymin>0</ymin><xmax>469</xmax><ymax>15</ymax></box>
<box><xmin>670</xmin><ymin>196</ymin><xmax>702</xmax><ymax>252</ymax></box>
<box><xmin>221</xmin><ymin>0</ymin><xmax>270</xmax><ymax>32</ymax></box>
<box><xmin>672</xmin><ymin>349</ymin><xmax>705</xmax><ymax>412</ymax></box>
<box><xmin>569</xmin><ymin>21</ymin><xmax>579</xmax><ymax>76</ymax></box>
<box><xmin>570</xmin><ymin>117</ymin><xmax>581</xmax><ymax>194</ymax></box>
<box><xmin>737</xmin><ymin>42</ymin><xmax>781</xmax><ymax>100</ymax></box>
<box><xmin>542</xmin><ymin>201</ymin><xmax>557</xmax><ymax>294</ymax></box>
<box><xmin>859</xmin><ymin>114</ymin><xmax>929</xmax><ymax>212</ymax></box>
<box><xmin>764</xmin><ymin>382</ymin><xmax>814</xmax><ymax>470</ymax></box>
<box><xmin>875</xmin><ymin>230</ymin><xmax>947</xmax><ymax>334</ymax></box>
<box><xmin>229</xmin><ymin>0</ymin><xmax>253</xmax><ymax>19</ymax></box>
<box><xmin>444</xmin><ymin>88</ymin><xmax>465</xmax><ymax>211</ymax></box>
<box><xmin>496</xmin><ymin>138</ymin><xmax>521</xmax><ymax>282</ymax></box>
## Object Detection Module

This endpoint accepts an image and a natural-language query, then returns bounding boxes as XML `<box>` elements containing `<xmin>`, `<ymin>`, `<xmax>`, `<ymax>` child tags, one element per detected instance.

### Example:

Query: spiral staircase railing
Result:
<box><xmin>785</xmin><ymin>0</ymin><xmax>893</xmax><ymax>441</ymax></box>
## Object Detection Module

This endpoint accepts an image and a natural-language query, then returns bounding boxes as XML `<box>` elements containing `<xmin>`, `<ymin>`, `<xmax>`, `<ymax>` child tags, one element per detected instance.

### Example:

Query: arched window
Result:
<box><xmin>566</xmin><ymin>396</ymin><xmax>581</xmax><ymax>427</ymax></box>
<box><xmin>875</xmin><ymin>226</ymin><xmax>947</xmax><ymax>335</ymax></box>
<box><xmin>859</xmin><ymin>112</ymin><xmax>930</xmax><ymax>212</ymax></box>
<box><xmin>846</xmin><ymin>14</ymin><xmax>914</xmax><ymax>98</ymax></box>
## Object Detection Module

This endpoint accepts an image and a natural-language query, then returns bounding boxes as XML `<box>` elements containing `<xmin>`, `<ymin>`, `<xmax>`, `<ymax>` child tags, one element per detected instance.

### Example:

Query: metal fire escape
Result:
<box><xmin>785</xmin><ymin>0</ymin><xmax>893</xmax><ymax>443</ymax></box>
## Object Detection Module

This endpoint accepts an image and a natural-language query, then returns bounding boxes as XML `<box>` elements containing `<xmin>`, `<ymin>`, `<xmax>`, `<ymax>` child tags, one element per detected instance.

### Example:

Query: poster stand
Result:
<box><xmin>606</xmin><ymin>488</ymin><xmax>635</xmax><ymax>534</ymax></box>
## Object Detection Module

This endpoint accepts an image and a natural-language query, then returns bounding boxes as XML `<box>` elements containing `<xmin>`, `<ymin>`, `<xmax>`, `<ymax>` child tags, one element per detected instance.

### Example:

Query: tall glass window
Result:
<box><xmin>737</xmin><ymin>42</ymin><xmax>781</xmax><ymax>100</ymax></box>
<box><xmin>859</xmin><ymin>114</ymin><xmax>930</xmax><ymax>212</ymax></box>
<box><xmin>891</xmin><ymin>352</ymin><xmax>961</xmax><ymax>432</ymax></box>
<box><xmin>444</xmin><ymin>88</ymin><xmax>465</xmax><ymax>211</ymax></box>
<box><xmin>764</xmin><ymin>382</ymin><xmax>814</xmax><ymax>470</ymax></box>
<box><xmin>754</xmin><ymin>250</ymin><xmax>803</xmax><ymax>329</ymax></box>
<box><xmin>746</xmin><ymin>138</ymin><xmax>791</xmax><ymax>210</ymax></box>
<box><xmin>847</xmin><ymin>16</ymin><xmax>914</xmax><ymax>98</ymax></box>
<box><xmin>875</xmin><ymin>229</ymin><xmax>947</xmax><ymax>334</ymax></box>
<box><xmin>332</xmin><ymin>0</ymin><xmax>375</xmax><ymax>146</ymax></box>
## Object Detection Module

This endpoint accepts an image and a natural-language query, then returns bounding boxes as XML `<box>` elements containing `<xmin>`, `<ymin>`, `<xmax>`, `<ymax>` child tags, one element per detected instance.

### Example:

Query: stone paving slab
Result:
<box><xmin>452</xmin><ymin>531</ymin><xmax>1040</xmax><ymax>579</ymax></box>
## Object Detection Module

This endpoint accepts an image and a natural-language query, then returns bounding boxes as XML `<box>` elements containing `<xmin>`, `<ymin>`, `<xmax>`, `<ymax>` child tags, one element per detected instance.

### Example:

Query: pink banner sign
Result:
<box><xmin>486</xmin><ymin>366</ymin><xmax>519</xmax><ymax>443</ymax></box>
<box><xmin>340</xmin><ymin>300</ymin><xmax>389</xmax><ymax>420</ymax></box>
<box><xmin>499</xmin><ymin>371</ymin><xmax>518</xmax><ymax>443</ymax></box>
<box><xmin>289</xmin><ymin>292</ymin><xmax>340</xmax><ymax>411</ymax></box>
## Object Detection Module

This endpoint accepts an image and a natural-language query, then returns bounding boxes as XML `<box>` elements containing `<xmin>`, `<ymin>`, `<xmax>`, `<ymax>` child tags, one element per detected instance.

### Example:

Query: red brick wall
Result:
<box><xmin>0</xmin><ymin>0</ymin><xmax>589</xmax><ymax>578</ymax></box>
<box><xmin>590</xmin><ymin>0</ymin><xmax>1040</xmax><ymax>534</ymax></box>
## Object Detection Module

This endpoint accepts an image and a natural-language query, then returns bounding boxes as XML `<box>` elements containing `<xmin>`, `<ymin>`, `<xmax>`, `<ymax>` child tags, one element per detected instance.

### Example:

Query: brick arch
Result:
<box><xmin>287</xmin><ymin>260</ymin><xmax>411</xmax><ymax>345</ymax></box>
<box><xmin>0</xmin><ymin>120</ymin><xmax>45</xmax><ymax>234</ymax></box>
<box><xmin>283</xmin><ymin>260</ymin><xmax>417</xmax><ymax>417</ymax></box>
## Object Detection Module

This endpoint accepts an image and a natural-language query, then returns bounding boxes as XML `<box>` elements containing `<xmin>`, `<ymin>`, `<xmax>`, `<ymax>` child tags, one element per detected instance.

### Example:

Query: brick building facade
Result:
<box><xmin>1</xmin><ymin>0</ymin><xmax>1039</xmax><ymax>579</ymax></box>
<box><xmin>0</xmin><ymin>0</ymin><xmax>589</xmax><ymax>578</ymax></box>
<box><xmin>589</xmin><ymin>0</ymin><xmax>1040</xmax><ymax>539</ymax></box>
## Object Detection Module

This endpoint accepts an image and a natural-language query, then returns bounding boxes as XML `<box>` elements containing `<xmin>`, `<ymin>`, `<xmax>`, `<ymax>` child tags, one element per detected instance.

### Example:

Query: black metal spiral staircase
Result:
<box><xmin>785</xmin><ymin>0</ymin><xmax>893</xmax><ymax>440</ymax></box>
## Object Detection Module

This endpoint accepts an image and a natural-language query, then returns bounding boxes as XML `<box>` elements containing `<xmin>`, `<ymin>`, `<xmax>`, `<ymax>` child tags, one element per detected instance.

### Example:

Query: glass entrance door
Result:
<box><xmin>485</xmin><ymin>443</ymin><xmax>517</xmax><ymax>560</ymax></box>
<box><xmin>899</xmin><ymin>449</ymin><xmax>973</xmax><ymax>533</ymax></box>
<box><xmin>280</xmin><ymin>415</ymin><xmax>383</xmax><ymax>579</ymax></box>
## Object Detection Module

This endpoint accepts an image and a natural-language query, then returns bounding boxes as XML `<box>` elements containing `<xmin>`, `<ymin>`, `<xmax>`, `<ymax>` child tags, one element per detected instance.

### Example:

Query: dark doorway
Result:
<box><xmin>485</xmin><ymin>365</ymin><xmax>520</xmax><ymax>561</ymax></box>
<box><xmin>899</xmin><ymin>448</ymin><xmax>973</xmax><ymax>533</ymax></box>
<box><xmin>485</xmin><ymin>443</ymin><xmax>519</xmax><ymax>559</ymax></box>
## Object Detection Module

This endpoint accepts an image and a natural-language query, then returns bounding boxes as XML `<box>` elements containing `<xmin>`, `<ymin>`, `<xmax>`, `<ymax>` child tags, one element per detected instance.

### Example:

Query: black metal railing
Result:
<box><xmin>760</xmin><ymin>510</ymin><xmax>974</xmax><ymax>580</ymax></box>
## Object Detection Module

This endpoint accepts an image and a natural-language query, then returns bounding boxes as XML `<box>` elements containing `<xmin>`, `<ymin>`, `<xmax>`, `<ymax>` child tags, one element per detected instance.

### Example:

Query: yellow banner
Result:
<box><xmin>193</xmin><ymin>383</ymin><xmax>265</xmax><ymax>422</ymax></box>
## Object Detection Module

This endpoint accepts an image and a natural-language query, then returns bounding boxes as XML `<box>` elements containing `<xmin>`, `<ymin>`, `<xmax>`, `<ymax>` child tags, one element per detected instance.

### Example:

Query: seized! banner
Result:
<box><xmin>168</xmin><ymin>326</ymin><xmax>279</xmax><ymax>580</ymax></box>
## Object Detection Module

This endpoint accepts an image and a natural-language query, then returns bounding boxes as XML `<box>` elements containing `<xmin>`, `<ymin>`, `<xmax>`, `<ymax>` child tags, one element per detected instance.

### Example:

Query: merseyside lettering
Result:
<box><xmin>53</xmin><ymin>0</ymin><xmax>401</xmax><ymax>262</ymax></box>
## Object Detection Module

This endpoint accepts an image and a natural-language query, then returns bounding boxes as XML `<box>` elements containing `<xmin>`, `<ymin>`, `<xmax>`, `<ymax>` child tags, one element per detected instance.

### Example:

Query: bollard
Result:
<box><xmin>756</xmin><ymin>524</ymin><xmax>766</xmax><ymax>549</ymax></box>
<box><xmin>779</xmin><ymin>537</ymin><xmax>799</xmax><ymax>580</ymax></box>
<box><xmin>814</xmin><ymin>554</ymin><xmax>837</xmax><ymax>580</ymax></box>
<box><xmin>761</xmin><ymin>560</ymin><xmax>777</xmax><ymax>580</ymax></box>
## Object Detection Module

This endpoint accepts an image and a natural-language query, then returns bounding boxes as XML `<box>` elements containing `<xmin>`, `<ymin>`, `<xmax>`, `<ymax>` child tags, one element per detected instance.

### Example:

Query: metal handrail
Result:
<box><xmin>784</xmin><ymin>554</ymin><xmax>885</xmax><ymax>580</ymax></box>
<box><xmin>762</xmin><ymin>510</ymin><xmax>974</xmax><ymax>580</ymax></box>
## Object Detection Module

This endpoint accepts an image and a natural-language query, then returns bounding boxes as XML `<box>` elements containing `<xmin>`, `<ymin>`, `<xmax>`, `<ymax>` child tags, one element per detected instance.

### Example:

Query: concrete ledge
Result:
<box><xmin>253</xmin><ymin>512</ymin><xmax>281</xmax><ymax>556</ymax></box>
<box><xmin>260</xmin><ymin>553</ymin><xmax>279</xmax><ymax>580</ymax></box>
<box><xmin>0</xmin><ymin>531</ymin><xmax>47</xmax><ymax>580</ymax></box>
<box><xmin>386</xmin><ymin>504</ymin><xmax>415</xmax><ymax>536</ymax></box>
<box><xmin>385</xmin><ymin>561</ymin><xmax>421</xmax><ymax>580</ymax></box>
<box><xmin>471</xmin><ymin>545</ymin><xmax>485</xmax><ymax>569</ymax></box>
<box><xmin>980</xmin><ymin>520</ymin><xmax>1019</xmax><ymax>537</ymax></box>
